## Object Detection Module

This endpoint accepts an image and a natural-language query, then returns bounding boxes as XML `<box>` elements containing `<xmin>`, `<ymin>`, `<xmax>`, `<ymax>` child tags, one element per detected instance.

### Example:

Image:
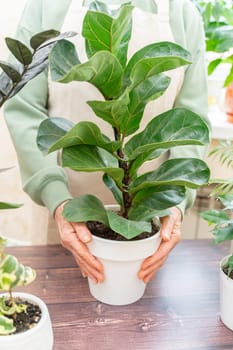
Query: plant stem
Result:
<box><xmin>114</xmin><ymin>127</ymin><xmax>132</xmax><ymax>218</ymax></box>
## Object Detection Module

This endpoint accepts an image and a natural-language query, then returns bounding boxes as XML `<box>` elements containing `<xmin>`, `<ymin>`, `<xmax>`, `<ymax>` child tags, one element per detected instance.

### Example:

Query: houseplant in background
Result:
<box><xmin>201</xmin><ymin>194</ymin><xmax>233</xmax><ymax>331</ymax></box>
<box><xmin>194</xmin><ymin>0</ymin><xmax>233</xmax><ymax>118</ymax></box>
<box><xmin>0</xmin><ymin>29</ymin><xmax>74</xmax><ymax>348</ymax></box>
<box><xmin>201</xmin><ymin>141</ymin><xmax>233</xmax><ymax>331</ymax></box>
<box><xmin>37</xmin><ymin>2</ymin><xmax>210</xmax><ymax>305</ymax></box>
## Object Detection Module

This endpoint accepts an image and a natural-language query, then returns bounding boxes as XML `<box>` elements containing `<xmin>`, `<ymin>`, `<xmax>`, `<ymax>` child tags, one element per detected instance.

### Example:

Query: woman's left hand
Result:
<box><xmin>138</xmin><ymin>207</ymin><xmax>182</xmax><ymax>284</ymax></box>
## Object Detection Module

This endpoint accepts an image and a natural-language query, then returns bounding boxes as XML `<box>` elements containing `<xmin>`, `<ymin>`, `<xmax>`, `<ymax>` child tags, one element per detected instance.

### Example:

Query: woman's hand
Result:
<box><xmin>54</xmin><ymin>201</ymin><xmax>104</xmax><ymax>284</ymax></box>
<box><xmin>138</xmin><ymin>207</ymin><xmax>182</xmax><ymax>284</ymax></box>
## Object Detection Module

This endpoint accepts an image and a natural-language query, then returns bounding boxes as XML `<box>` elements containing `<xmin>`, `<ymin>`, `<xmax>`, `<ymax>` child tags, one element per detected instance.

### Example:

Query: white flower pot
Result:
<box><xmin>87</xmin><ymin>230</ymin><xmax>161</xmax><ymax>305</ymax></box>
<box><xmin>220</xmin><ymin>255</ymin><xmax>233</xmax><ymax>331</ymax></box>
<box><xmin>0</xmin><ymin>292</ymin><xmax>53</xmax><ymax>350</ymax></box>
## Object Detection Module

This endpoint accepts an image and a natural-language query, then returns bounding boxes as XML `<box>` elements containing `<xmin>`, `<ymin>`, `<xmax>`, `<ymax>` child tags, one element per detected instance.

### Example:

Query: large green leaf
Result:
<box><xmin>124</xmin><ymin>41</ymin><xmax>191</xmax><ymax>86</ymax></box>
<box><xmin>128</xmin><ymin>185</ymin><xmax>185</xmax><ymax>221</ymax></box>
<box><xmin>5</xmin><ymin>37</ymin><xmax>32</xmax><ymax>65</ymax></box>
<box><xmin>49</xmin><ymin>121</ymin><xmax>120</xmax><ymax>154</ymax></box>
<box><xmin>130</xmin><ymin>158</ymin><xmax>210</xmax><ymax>193</ymax></box>
<box><xmin>206</xmin><ymin>26</ymin><xmax>233</xmax><ymax>52</ymax></box>
<box><xmin>107</xmin><ymin>211</ymin><xmax>151</xmax><ymax>239</ymax></box>
<box><xmin>87</xmin><ymin>74</ymin><xmax>170</xmax><ymax>135</ymax></box>
<box><xmin>62</xmin><ymin>145</ymin><xmax>124</xmax><ymax>186</ymax></box>
<box><xmin>50</xmin><ymin>40</ymin><xmax>123</xmax><ymax>98</ymax></box>
<box><xmin>37</xmin><ymin>117</ymin><xmax>74</xmax><ymax>153</ymax></box>
<box><xmin>82</xmin><ymin>5</ymin><xmax>133</xmax><ymax>67</ymax></box>
<box><xmin>103</xmin><ymin>174</ymin><xmax>123</xmax><ymax>206</ymax></box>
<box><xmin>122</xmin><ymin>74</ymin><xmax>171</xmax><ymax>135</ymax></box>
<box><xmin>62</xmin><ymin>195</ymin><xmax>109</xmax><ymax>226</ymax></box>
<box><xmin>125</xmin><ymin>108</ymin><xmax>210</xmax><ymax>160</ymax></box>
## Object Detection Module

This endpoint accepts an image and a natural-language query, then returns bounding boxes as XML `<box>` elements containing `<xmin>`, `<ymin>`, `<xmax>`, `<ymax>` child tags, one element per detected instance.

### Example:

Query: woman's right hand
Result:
<box><xmin>54</xmin><ymin>201</ymin><xmax>104</xmax><ymax>284</ymax></box>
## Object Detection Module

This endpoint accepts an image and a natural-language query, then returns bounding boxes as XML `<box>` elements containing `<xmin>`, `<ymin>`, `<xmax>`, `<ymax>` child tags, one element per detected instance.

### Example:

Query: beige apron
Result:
<box><xmin>46</xmin><ymin>0</ymin><xmax>184</xmax><ymax>243</ymax></box>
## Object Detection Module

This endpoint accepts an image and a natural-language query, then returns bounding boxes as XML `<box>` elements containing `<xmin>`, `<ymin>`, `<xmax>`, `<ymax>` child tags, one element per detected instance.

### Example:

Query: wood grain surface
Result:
<box><xmin>6</xmin><ymin>240</ymin><xmax>233</xmax><ymax>350</ymax></box>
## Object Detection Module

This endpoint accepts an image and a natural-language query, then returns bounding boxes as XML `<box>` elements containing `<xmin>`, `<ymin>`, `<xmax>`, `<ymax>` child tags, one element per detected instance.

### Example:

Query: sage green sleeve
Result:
<box><xmin>170</xmin><ymin>0</ymin><xmax>210</xmax><ymax>214</ymax></box>
<box><xmin>4</xmin><ymin>0</ymin><xmax>72</xmax><ymax>214</ymax></box>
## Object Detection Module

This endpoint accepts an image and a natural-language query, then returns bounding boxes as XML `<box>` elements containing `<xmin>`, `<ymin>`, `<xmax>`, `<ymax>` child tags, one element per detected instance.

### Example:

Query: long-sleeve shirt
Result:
<box><xmin>4</xmin><ymin>0</ymin><xmax>209</xmax><ymax>215</ymax></box>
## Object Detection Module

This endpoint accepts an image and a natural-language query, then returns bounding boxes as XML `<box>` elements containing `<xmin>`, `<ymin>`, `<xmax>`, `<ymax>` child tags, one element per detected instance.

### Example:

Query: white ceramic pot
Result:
<box><xmin>220</xmin><ymin>255</ymin><xmax>233</xmax><ymax>331</ymax></box>
<box><xmin>0</xmin><ymin>292</ymin><xmax>53</xmax><ymax>350</ymax></box>
<box><xmin>87</xmin><ymin>223</ymin><xmax>161</xmax><ymax>305</ymax></box>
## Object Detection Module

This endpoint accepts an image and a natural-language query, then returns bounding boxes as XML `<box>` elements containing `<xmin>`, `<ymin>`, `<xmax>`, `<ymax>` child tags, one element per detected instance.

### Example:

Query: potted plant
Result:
<box><xmin>0</xmin><ymin>236</ymin><xmax>53</xmax><ymax>349</ymax></box>
<box><xmin>200</xmin><ymin>140</ymin><xmax>233</xmax><ymax>331</ymax></box>
<box><xmin>0</xmin><ymin>29</ymin><xmax>74</xmax><ymax>347</ymax></box>
<box><xmin>37</xmin><ymin>3</ymin><xmax>210</xmax><ymax>305</ymax></box>
<box><xmin>201</xmin><ymin>194</ymin><xmax>233</xmax><ymax>331</ymax></box>
<box><xmin>194</xmin><ymin>0</ymin><xmax>233</xmax><ymax>117</ymax></box>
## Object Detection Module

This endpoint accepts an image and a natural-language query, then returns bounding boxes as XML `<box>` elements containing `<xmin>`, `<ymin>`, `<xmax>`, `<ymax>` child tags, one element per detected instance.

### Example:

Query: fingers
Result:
<box><xmin>138</xmin><ymin>208</ymin><xmax>182</xmax><ymax>284</ymax></box>
<box><xmin>160</xmin><ymin>207</ymin><xmax>181</xmax><ymax>241</ymax></box>
<box><xmin>54</xmin><ymin>202</ymin><xmax>104</xmax><ymax>283</ymax></box>
<box><xmin>138</xmin><ymin>233</ymin><xmax>181</xmax><ymax>283</ymax></box>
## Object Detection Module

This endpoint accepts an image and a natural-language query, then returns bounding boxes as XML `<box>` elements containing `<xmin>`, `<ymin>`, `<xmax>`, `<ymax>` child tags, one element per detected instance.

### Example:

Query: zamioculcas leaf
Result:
<box><xmin>48</xmin><ymin>121</ymin><xmax>120</xmax><ymax>154</ymax></box>
<box><xmin>62</xmin><ymin>145</ymin><xmax>124</xmax><ymax>187</ymax></box>
<box><xmin>107</xmin><ymin>211</ymin><xmax>151</xmax><ymax>239</ymax></box>
<box><xmin>130</xmin><ymin>158</ymin><xmax>210</xmax><ymax>193</ymax></box>
<box><xmin>5</xmin><ymin>37</ymin><xmax>32</xmax><ymax>65</ymax></box>
<box><xmin>37</xmin><ymin>117</ymin><xmax>74</xmax><ymax>153</ymax></box>
<box><xmin>82</xmin><ymin>5</ymin><xmax>133</xmax><ymax>67</ymax></box>
<box><xmin>0</xmin><ymin>61</ymin><xmax>21</xmax><ymax>83</ymax></box>
<box><xmin>128</xmin><ymin>185</ymin><xmax>185</xmax><ymax>221</ymax></box>
<box><xmin>125</xmin><ymin>108</ymin><xmax>210</xmax><ymax>160</ymax></box>
<box><xmin>30</xmin><ymin>29</ymin><xmax>60</xmax><ymax>50</ymax></box>
<box><xmin>62</xmin><ymin>195</ymin><xmax>109</xmax><ymax>226</ymax></box>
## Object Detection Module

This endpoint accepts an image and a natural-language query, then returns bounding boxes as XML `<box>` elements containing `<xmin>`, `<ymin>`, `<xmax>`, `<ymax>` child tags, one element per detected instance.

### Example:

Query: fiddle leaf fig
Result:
<box><xmin>38</xmin><ymin>2</ymin><xmax>210</xmax><ymax>240</ymax></box>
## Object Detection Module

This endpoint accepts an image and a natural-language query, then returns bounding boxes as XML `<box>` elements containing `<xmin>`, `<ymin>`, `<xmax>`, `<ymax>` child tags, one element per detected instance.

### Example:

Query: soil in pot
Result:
<box><xmin>4</xmin><ymin>297</ymin><xmax>42</xmax><ymax>335</ymax></box>
<box><xmin>86</xmin><ymin>219</ymin><xmax>159</xmax><ymax>241</ymax></box>
<box><xmin>222</xmin><ymin>265</ymin><xmax>233</xmax><ymax>280</ymax></box>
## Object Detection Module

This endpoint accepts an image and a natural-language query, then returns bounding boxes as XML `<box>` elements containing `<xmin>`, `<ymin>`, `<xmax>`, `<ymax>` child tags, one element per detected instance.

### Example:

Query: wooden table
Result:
<box><xmin>6</xmin><ymin>240</ymin><xmax>233</xmax><ymax>350</ymax></box>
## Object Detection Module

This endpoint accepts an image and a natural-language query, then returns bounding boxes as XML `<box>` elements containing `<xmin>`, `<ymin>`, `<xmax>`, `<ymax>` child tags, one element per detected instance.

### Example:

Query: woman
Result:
<box><xmin>4</xmin><ymin>0</ymin><xmax>209</xmax><ymax>284</ymax></box>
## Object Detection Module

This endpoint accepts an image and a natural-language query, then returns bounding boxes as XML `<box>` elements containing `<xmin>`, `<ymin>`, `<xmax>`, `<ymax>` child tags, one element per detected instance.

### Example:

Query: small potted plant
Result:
<box><xmin>200</xmin><ymin>141</ymin><xmax>233</xmax><ymax>331</ymax></box>
<box><xmin>0</xmin><ymin>236</ymin><xmax>53</xmax><ymax>349</ymax></box>
<box><xmin>201</xmin><ymin>194</ymin><xmax>233</xmax><ymax>331</ymax></box>
<box><xmin>37</xmin><ymin>3</ymin><xmax>210</xmax><ymax>305</ymax></box>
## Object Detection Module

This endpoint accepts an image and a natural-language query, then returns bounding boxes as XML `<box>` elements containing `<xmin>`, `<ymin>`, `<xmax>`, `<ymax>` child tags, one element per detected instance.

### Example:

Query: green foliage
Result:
<box><xmin>0</xmin><ymin>236</ymin><xmax>36</xmax><ymax>335</ymax></box>
<box><xmin>194</xmin><ymin>0</ymin><xmax>233</xmax><ymax>86</ymax></box>
<box><xmin>0</xmin><ymin>29</ymin><xmax>76</xmax><ymax>108</ymax></box>
<box><xmin>38</xmin><ymin>2</ymin><xmax>210</xmax><ymax>239</ymax></box>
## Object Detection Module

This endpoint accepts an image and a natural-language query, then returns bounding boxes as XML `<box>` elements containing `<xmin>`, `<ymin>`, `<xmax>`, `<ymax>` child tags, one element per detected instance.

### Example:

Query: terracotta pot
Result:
<box><xmin>224</xmin><ymin>83</ymin><xmax>233</xmax><ymax>123</ymax></box>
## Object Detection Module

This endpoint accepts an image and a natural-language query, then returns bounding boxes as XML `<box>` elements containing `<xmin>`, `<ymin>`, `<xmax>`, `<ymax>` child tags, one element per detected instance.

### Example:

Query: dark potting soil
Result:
<box><xmin>5</xmin><ymin>298</ymin><xmax>42</xmax><ymax>335</ymax></box>
<box><xmin>86</xmin><ymin>220</ymin><xmax>159</xmax><ymax>241</ymax></box>
<box><xmin>223</xmin><ymin>265</ymin><xmax>233</xmax><ymax>280</ymax></box>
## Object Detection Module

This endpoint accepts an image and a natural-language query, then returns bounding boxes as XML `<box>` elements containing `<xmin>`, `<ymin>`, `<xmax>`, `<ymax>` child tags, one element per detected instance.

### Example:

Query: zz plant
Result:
<box><xmin>37</xmin><ymin>2</ymin><xmax>210</xmax><ymax>239</ymax></box>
